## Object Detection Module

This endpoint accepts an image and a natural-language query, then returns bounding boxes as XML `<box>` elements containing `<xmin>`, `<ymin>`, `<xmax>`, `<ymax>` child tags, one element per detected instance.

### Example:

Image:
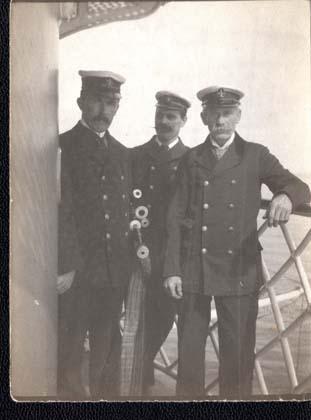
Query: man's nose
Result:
<box><xmin>160</xmin><ymin>116</ymin><xmax>170</xmax><ymax>125</ymax></box>
<box><xmin>215</xmin><ymin>114</ymin><xmax>225</xmax><ymax>124</ymax></box>
<box><xmin>99</xmin><ymin>99</ymin><xmax>108</xmax><ymax>112</ymax></box>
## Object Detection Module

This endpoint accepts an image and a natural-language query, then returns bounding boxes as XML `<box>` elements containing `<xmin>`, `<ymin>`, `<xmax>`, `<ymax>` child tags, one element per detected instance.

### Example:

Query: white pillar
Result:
<box><xmin>10</xmin><ymin>2</ymin><xmax>59</xmax><ymax>398</ymax></box>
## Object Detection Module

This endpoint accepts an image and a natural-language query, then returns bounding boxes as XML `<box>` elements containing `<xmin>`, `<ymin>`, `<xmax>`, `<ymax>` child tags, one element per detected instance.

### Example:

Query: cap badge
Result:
<box><xmin>217</xmin><ymin>88</ymin><xmax>225</xmax><ymax>98</ymax></box>
<box><xmin>105</xmin><ymin>78</ymin><xmax>113</xmax><ymax>88</ymax></box>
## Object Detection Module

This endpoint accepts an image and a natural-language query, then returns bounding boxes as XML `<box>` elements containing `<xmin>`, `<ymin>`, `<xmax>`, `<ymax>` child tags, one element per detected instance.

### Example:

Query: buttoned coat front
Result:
<box><xmin>58</xmin><ymin>122</ymin><xmax>132</xmax><ymax>289</ymax></box>
<box><xmin>131</xmin><ymin>136</ymin><xmax>189</xmax><ymax>284</ymax></box>
<box><xmin>163</xmin><ymin>133</ymin><xmax>310</xmax><ymax>296</ymax></box>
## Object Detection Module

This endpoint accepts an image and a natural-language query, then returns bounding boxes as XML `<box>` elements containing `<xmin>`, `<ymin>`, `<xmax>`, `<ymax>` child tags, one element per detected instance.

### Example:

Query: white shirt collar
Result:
<box><xmin>155</xmin><ymin>136</ymin><xmax>179</xmax><ymax>149</ymax></box>
<box><xmin>80</xmin><ymin>118</ymin><xmax>106</xmax><ymax>138</ymax></box>
<box><xmin>210</xmin><ymin>132</ymin><xmax>235</xmax><ymax>150</ymax></box>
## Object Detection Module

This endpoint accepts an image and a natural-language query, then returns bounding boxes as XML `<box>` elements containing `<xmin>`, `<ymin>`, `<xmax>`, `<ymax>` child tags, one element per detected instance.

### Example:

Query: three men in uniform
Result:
<box><xmin>58</xmin><ymin>74</ymin><xmax>310</xmax><ymax>399</ymax></box>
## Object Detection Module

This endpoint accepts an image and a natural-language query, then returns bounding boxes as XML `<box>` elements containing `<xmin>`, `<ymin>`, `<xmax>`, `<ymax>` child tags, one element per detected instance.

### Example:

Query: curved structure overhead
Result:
<box><xmin>59</xmin><ymin>1</ymin><xmax>167</xmax><ymax>38</ymax></box>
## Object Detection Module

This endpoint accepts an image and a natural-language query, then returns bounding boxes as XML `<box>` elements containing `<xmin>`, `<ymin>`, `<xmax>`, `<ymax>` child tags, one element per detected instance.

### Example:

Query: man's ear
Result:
<box><xmin>235</xmin><ymin>108</ymin><xmax>242</xmax><ymax>124</ymax></box>
<box><xmin>113</xmin><ymin>101</ymin><xmax>120</xmax><ymax>115</ymax></box>
<box><xmin>77</xmin><ymin>97</ymin><xmax>83</xmax><ymax>111</ymax></box>
<box><xmin>181</xmin><ymin>115</ymin><xmax>187</xmax><ymax>127</ymax></box>
<box><xmin>200</xmin><ymin>111</ymin><xmax>207</xmax><ymax>125</ymax></box>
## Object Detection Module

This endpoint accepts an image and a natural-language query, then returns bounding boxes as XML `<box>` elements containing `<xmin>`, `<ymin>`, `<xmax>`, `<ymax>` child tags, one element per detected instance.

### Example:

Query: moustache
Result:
<box><xmin>213</xmin><ymin>127</ymin><xmax>229</xmax><ymax>133</ymax></box>
<box><xmin>94</xmin><ymin>115</ymin><xmax>110</xmax><ymax>123</ymax></box>
<box><xmin>155</xmin><ymin>125</ymin><xmax>171</xmax><ymax>132</ymax></box>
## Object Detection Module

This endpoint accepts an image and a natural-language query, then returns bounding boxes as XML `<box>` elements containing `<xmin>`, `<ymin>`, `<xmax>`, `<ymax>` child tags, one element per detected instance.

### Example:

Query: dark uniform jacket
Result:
<box><xmin>131</xmin><ymin>136</ymin><xmax>189</xmax><ymax>284</ymax></box>
<box><xmin>163</xmin><ymin>133</ymin><xmax>310</xmax><ymax>296</ymax></box>
<box><xmin>58</xmin><ymin>122</ymin><xmax>132</xmax><ymax>289</ymax></box>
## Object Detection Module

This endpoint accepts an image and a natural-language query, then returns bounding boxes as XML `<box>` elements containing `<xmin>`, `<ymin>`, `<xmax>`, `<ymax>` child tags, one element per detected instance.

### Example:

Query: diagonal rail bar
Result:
<box><xmin>258</xmin><ymin>227</ymin><xmax>311</xmax><ymax>291</ymax></box>
<box><xmin>280</xmin><ymin>223</ymin><xmax>311</xmax><ymax>304</ymax></box>
<box><xmin>254</xmin><ymin>358</ymin><xmax>269</xmax><ymax>395</ymax></box>
<box><xmin>255</xmin><ymin>308</ymin><xmax>311</xmax><ymax>359</ymax></box>
<box><xmin>260</xmin><ymin>257</ymin><xmax>299</xmax><ymax>390</ymax></box>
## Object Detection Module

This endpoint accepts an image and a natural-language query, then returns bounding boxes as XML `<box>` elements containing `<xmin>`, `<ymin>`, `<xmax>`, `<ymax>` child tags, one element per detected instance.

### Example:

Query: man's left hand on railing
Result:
<box><xmin>264</xmin><ymin>193</ymin><xmax>293</xmax><ymax>227</ymax></box>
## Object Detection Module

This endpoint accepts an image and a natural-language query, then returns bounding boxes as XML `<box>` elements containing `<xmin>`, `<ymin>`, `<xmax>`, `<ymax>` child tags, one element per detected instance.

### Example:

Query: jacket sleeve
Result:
<box><xmin>163</xmin><ymin>154</ymin><xmax>191</xmax><ymax>278</ymax></box>
<box><xmin>259</xmin><ymin>146</ymin><xmax>311</xmax><ymax>209</ymax></box>
<box><xmin>58</xmin><ymin>140</ymin><xmax>82</xmax><ymax>275</ymax></box>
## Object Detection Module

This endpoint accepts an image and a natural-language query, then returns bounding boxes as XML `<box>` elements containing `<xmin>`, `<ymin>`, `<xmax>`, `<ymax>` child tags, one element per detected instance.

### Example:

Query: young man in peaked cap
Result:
<box><xmin>163</xmin><ymin>86</ymin><xmax>310</xmax><ymax>398</ymax></box>
<box><xmin>57</xmin><ymin>70</ymin><xmax>132</xmax><ymax>399</ymax></box>
<box><xmin>131</xmin><ymin>91</ymin><xmax>191</xmax><ymax>394</ymax></box>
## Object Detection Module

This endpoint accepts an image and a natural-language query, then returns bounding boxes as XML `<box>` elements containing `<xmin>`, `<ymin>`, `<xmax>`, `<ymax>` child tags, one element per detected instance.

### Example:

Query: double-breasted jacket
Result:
<box><xmin>131</xmin><ymin>136</ymin><xmax>189</xmax><ymax>284</ymax></box>
<box><xmin>58</xmin><ymin>122</ymin><xmax>132</xmax><ymax>290</ymax></box>
<box><xmin>163</xmin><ymin>133</ymin><xmax>310</xmax><ymax>296</ymax></box>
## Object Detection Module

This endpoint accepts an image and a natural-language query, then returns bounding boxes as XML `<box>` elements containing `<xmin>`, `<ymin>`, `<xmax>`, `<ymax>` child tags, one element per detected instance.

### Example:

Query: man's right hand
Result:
<box><xmin>57</xmin><ymin>270</ymin><xmax>75</xmax><ymax>295</ymax></box>
<box><xmin>164</xmin><ymin>276</ymin><xmax>183</xmax><ymax>299</ymax></box>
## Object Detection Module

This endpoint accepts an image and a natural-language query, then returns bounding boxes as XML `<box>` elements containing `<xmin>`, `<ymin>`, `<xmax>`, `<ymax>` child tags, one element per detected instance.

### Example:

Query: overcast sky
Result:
<box><xmin>59</xmin><ymin>0</ymin><xmax>310</xmax><ymax>180</ymax></box>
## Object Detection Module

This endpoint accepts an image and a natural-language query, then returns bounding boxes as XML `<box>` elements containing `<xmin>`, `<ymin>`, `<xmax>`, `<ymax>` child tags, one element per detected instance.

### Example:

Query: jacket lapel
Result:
<box><xmin>75</xmin><ymin>124</ymin><xmax>121</xmax><ymax>169</ymax></box>
<box><xmin>145</xmin><ymin>136</ymin><xmax>162</xmax><ymax>162</ymax></box>
<box><xmin>170</xmin><ymin>138</ymin><xmax>189</xmax><ymax>160</ymax></box>
<box><xmin>192</xmin><ymin>133</ymin><xmax>245</xmax><ymax>175</ymax></box>
<box><xmin>105</xmin><ymin>131</ymin><xmax>123</xmax><ymax>160</ymax></box>
<box><xmin>73</xmin><ymin>123</ymin><xmax>102</xmax><ymax>162</ymax></box>
<box><xmin>153</xmin><ymin>137</ymin><xmax>189</xmax><ymax>164</ymax></box>
<box><xmin>193</xmin><ymin>136</ymin><xmax>218</xmax><ymax>172</ymax></box>
<box><xmin>213</xmin><ymin>133</ymin><xmax>244</xmax><ymax>176</ymax></box>
<box><xmin>145</xmin><ymin>136</ymin><xmax>179</xmax><ymax>164</ymax></box>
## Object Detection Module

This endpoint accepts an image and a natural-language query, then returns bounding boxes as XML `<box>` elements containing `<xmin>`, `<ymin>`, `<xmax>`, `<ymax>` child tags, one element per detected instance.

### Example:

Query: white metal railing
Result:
<box><xmin>155</xmin><ymin>200</ymin><xmax>311</xmax><ymax>395</ymax></box>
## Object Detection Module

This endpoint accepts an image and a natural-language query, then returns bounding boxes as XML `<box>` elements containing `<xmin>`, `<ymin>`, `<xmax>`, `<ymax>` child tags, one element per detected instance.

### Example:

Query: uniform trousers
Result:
<box><xmin>58</xmin><ymin>277</ymin><xmax>125</xmax><ymax>399</ymax></box>
<box><xmin>143</xmin><ymin>282</ymin><xmax>177</xmax><ymax>389</ymax></box>
<box><xmin>177</xmin><ymin>292</ymin><xmax>259</xmax><ymax>398</ymax></box>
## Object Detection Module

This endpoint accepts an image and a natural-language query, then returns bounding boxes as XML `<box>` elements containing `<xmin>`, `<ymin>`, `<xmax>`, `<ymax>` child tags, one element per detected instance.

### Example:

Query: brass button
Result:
<box><xmin>150</xmin><ymin>165</ymin><xmax>156</xmax><ymax>171</ymax></box>
<box><xmin>228</xmin><ymin>203</ymin><xmax>235</xmax><ymax>209</ymax></box>
<box><xmin>149</xmin><ymin>185</ymin><xmax>154</xmax><ymax>190</ymax></box>
<box><xmin>228</xmin><ymin>226</ymin><xmax>234</xmax><ymax>232</ymax></box>
<box><xmin>106</xmin><ymin>233</ymin><xmax>111</xmax><ymax>239</ymax></box>
<box><xmin>202</xmin><ymin>225</ymin><xmax>208</xmax><ymax>232</ymax></box>
<box><xmin>122</xmin><ymin>194</ymin><xmax>126</xmax><ymax>199</ymax></box>
<box><xmin>231</xmin><ymin>179</ymin><xmax>237</xmax><ymax>184</ymax></box>
<box><xmin>104</xmin><ymin>213</ymin><xmax>110</xmax><ymax>220</ymax></box>
<box><xmin>203</xmin><ymin>203</ymin><xmax>209</xmax><ymax>209</ymax></box>
<box><xmin>239</xmin><ymin>281</ymin><xmax>245</xmax><ymax>288</ymax></box>
<box><xmin>201</xmin><ymin>248</ymin><xmax>207</xmax><ymax>254</ymax></box>
<box><xmin>227</xmin><ymin>249</ymin><xmax>233</xmax><ymax>255</ymax></box>
<box><xmin>101</xmin><ymin>175</ymin><xmax>106</xmax><ymax>181</ymax></box>
<box><xmin>103</xmin><ymin>194</ymin><xmax>108</xmax><ymax>200</ymax></box>
<box><xmin>121</xmin><ymin>175</ymin><xmax>125</xmax><ymax>180</ymax></box>
<box><xmin>173</xmin><ymin>166</ymin><xmax>178</xmax><ymax>171</ymax></box>
<box><xmin>204</xmin><ymin>180</ymin><xmax>209</xmax><ymax>186</ymax></box>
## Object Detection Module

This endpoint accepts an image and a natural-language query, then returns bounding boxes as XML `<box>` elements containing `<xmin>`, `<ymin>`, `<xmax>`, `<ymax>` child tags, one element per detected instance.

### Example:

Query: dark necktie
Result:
<box><xmin>160</xmin><ymin>143</ymin><xmax>170</xmax><ymax>152</ymax></box>
<box><xmin>95</xmin><ymin>134</ymin><xmax>108</xmax><ymax>150</ymax></box>
<box><xmin>211</xmin><ymin>145</ymin><xmax>229</xmax><ymax>160</ymax></box>
<box><xmin>158</xmin><ymin>144</ymin><xmax>170</xmax><ymax>163</ymax></box>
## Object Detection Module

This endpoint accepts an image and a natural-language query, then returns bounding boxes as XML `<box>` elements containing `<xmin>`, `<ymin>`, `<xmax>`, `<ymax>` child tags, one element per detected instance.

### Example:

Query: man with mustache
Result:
<box><xmin>163</xmin><ymin>86</ymin><xmax>310</xmax><ymax>398</ymax></box>
<box><xmin>57</xmin><ymin>71</ymin><xmax>132</xmax><ymax>399</ymax></box>
<box><xmin>131</xmin><ymin>91</ymin><xmax>191</xmax><ymax>394</ymax></box>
